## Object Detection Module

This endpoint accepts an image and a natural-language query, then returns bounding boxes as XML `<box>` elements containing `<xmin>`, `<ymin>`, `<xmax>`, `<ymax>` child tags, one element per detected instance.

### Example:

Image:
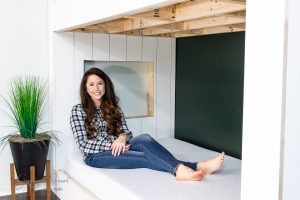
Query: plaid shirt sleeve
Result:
<box><xmin>70</xmin><ymin>104</ymin><xmax>112</xmax><ymax>154</ymax></box>
<box><xmin>118</xmin><ymin>108</ymin><xmax>133</xmax><ymax>141</ymax></box>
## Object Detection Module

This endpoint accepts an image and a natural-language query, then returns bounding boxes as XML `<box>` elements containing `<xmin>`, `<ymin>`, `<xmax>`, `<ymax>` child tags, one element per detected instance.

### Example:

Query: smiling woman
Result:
<box><xmin>70</xmin><ymin>67</ymin><xmax>225</xmax><ymax>182</ymax></box>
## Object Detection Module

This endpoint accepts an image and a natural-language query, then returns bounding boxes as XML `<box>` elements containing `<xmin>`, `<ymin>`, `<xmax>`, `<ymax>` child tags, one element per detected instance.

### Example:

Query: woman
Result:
<box><xmin>70</xmin><ymin>67</ymin><xmax>224</xmax><ymax>181</ymax></box>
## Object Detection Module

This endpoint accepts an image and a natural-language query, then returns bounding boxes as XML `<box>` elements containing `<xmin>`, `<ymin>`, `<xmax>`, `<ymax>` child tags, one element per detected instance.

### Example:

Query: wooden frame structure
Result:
<box><xmin>70</xmin><ymin>0</ymin><xmax>246</xmax><ymax>38</ymax></box>
<box><xmin>10</xmin><ymin>160</ymin><xmax>51</xmax><ymax>200</ymax></box>
<box><xmin>126</xmin><ymin>61</ymin><xmax>155</xmax><ymax>119</ymax></box>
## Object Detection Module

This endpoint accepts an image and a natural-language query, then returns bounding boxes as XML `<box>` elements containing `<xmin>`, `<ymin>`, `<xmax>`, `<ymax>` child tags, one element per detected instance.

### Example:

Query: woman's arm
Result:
<box><xmin>118</xmin><ymin>108</ymin><xmax>133</xmax><ymax>141</ymax></box>
<box><xmin>70</xmin><ymin>104</ymin><xmax>113</xmax><ymax>154</ymax></box>
<box><xmin>111</xmin><ymin>108</ymin><xmax>133</xmax><ymax>156</ymax></box>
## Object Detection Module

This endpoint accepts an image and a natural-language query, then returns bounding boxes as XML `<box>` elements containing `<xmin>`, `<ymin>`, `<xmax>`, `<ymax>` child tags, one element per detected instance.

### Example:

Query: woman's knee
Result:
<box><xmin>130</xmin><ymin>133</ymin><xmax>154</xmax><ymax>144</ymax></box>
<box><xmin>140</xmin><ymin>133</ymin><xmax>153</xmax><ymax>139</ymax></box>
<box><xmin>138</xmin><ymin>134</ymin><xmax>155</xmax><ymax>142</ymax></box>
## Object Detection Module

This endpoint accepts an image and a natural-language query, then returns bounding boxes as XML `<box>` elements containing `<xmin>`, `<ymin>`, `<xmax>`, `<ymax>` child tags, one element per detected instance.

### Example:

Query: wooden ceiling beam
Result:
<box><xmin>222</xmin><ymin>10</ymin><xmax>246</xmax><ymax>18</ymax></box>
<box><xmin>141</xmin><ymin>28</ymin><xmax>175</xmax><ymax>36</ymax></box>
<box><xmin>171</xmin><ymin>23</ymin><xmax>245</xmax><ymax>37</ymax></box>
<box><xmin>71</xmin><ymin>0</ymin><xmax>247</xmax><ymax>37</ymax></box>
<box><xmin>220</xmin><ymin>0</ymin><xmax>246</xmax><ymax>4</ymax></box>
<box><xmin>174</xmin><ymin>0</ymin><xmax>246</xmax><ymax>21</ymax></box>
<box><xmin>229</xmin><ymin>22</ymin><xmax>246</xmax><ymax>29</ymax></box>
<box><xmin>92</xmin><ymin>19</ymin><xmax>125</xmax><ymax>33</ymax></box>
<box><xmin>183</xmin><ymin>15</ymin><xmax>245</xmax><ymax>30</ymax></box>
<box><xmin>156</xmin><ymin>23</ymin><xmax>185</xmax><ymax>30</ymax></box>
<box><xmin>124</xmin><ymin>6</ymin><xmax>176</xmax><ymax>22</ymax></box>
<box><xmin>118</xmin><ymin>30</ymin><xmax>143</xmax><ymax>36</ymax></box>
<box><xmin>73</xmin><ymin>28</ymin><xmax>106</xmax><ymax>34</ymax></box>
<box><xmin>101</xmin><ymin>0</ymin><xmax>246</xmax><ymax>34</ymax></box>
<box><xmin>141</xmin><ymin>22</ymin><xmax>185</xmax><ymax>35</ymax></box>
<box><xmin>142</xmin><ymin>15</ymin><xmax>245</xmax><ymax>35</ymax></box>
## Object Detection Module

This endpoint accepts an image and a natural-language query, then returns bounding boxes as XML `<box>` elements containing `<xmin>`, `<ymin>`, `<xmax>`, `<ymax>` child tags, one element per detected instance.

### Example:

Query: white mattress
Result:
<box><xmin>64</xmin><ymin>138</ymin><xmax>241</xmax><ymax>200</ymax></box>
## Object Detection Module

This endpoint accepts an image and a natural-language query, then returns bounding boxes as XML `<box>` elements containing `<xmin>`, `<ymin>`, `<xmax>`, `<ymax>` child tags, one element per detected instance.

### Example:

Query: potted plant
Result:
<box><xmin>0</xmin><ymin>75</ymin><xmax>58</xmax><ymax>181</ymax></box>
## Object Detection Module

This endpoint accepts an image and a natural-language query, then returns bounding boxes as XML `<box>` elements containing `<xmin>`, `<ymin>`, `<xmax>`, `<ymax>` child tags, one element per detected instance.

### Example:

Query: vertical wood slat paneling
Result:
<box><xmin>93</xmin><ymin>34</ymin><xmax>109</xmax><ymax>60</ymax></box>
<box><xmin>74</xmin><ymin>33</ymin><xmax>93</xmax><ymax>104</ymax></box>
<box><xmin>109</xmin><ymin>34</ymin><xmax>126</xmax><ymax>61</ymax></box>
<box><xmin>170</xmin><ymin>38</ymin><xmax>176</xmax><ymax>138</ymax></box>
<box><xmin>126</xmin><ymin>35</ymin><xmax>143</xmax><ymax>137</ymax></box>
<box><xmin>53</xmin><ymin>32</ymin><xmax>74</xmax><ymax>169</ymax></box>
<box><xmin>54</xmin><ymin>33</ymin><xmax>174</xmax><ymax>147</ymax></box>
<box><xmin>141</xmin><ymin>37</ymin><xmax>158</xmax><ymax>138</ymax></box>
<box><xmin>126</xmin><ymin>36</ymin><xmax>142</xmax><ymax>61</ymax></box>
<box><xmin>72</xmin><ymin>33</ymin><xmax>93</xmax><ymax>169</ymax></box>
<box><xmin>156</xmin><ymin>37</ymin><xmax>172</xmax><ymax>139</ymax></box>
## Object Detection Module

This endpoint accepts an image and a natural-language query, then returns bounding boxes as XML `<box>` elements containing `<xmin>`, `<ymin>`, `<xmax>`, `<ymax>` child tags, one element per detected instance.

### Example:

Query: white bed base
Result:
<box><xmin>53</xmin><ymin>138</ymin><xmax>241</xmax><ymax>200</ymax></box>
<box><xmin>54</xmin><ymin>169</ymin><xmax>99</xmax><ymax>200</ymax></box>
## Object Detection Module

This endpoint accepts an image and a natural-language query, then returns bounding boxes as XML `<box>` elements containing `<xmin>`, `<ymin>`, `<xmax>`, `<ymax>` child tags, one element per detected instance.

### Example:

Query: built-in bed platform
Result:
<box><xmin>62</xmin><ymin>138</ymin><xmax>241</xmax><ymax>200</ymax></box>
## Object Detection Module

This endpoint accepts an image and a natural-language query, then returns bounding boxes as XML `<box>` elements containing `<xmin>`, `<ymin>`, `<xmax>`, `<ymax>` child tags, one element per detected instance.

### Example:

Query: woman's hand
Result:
<box><xmin>124</xmin><ymin>144</ymin><xmax>131</xmax><ymax>152</ymax></box>
<box><xmin>111</xmin><ymin>134</ymin><xmax>129</xmax><ymax>156</ymax></box>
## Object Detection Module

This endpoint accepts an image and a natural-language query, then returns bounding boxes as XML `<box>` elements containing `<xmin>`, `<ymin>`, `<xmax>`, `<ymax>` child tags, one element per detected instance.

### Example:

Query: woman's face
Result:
<box><xmin>86</xmin><ymin>74</ymin><xmax>105</xmax><ymax>106</ymax></box>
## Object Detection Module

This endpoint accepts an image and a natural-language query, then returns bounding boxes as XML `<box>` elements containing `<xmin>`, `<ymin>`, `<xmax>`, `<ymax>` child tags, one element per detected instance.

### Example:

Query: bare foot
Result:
<box><xmin>175</xmin><ymin>164</ymin><xmax>205</xmax><ymax>181</ymax></box>
<box><xmin>197</xmin><ymin>152</ymin><xmax>225</xmax><ymax>175</ymax></box>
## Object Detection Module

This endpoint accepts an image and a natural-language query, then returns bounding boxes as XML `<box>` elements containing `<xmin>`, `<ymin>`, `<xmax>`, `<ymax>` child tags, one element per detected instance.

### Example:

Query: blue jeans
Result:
<box><xmin>84</xmin><ymin>134</ymin><xmax>197</xmax><ymax>176</ymax></box>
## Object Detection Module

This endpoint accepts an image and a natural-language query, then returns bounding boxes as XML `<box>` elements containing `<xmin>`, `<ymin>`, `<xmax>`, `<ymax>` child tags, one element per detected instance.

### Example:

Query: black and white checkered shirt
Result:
<box><xmin>70</xmin><ymin>104</ymin><xmax>133</xmax><ymax>156</ymax></box>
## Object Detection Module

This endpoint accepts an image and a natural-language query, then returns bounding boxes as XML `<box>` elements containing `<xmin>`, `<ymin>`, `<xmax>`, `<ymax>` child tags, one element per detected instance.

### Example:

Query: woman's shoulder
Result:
<box><xmin>71</xmin><ymin>104</ymin><xmax>85</xmax><ymax>113</ymax></box>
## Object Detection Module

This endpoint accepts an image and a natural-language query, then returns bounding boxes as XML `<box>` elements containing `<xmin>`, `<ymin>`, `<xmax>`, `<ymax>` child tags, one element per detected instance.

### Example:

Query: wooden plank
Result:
<box><xmin>126</xmin><ymin>35</ymin><xmax>142</xmax><ymax>61</ymax></box>
<box><xmin>154</xmin><ymin>33</ymin><xmax>173</xmax><ymax>37</ymax></box>
<box><xmin>183</xmin><ymin>15</ymin><xmax>245</xmax><ymax>30</ymax></box>
<box><xmin>173</xmin><ymin>23</ymin><xmax>245</xmax><ymax>37</ymax></box>
<box><xmin>220</xmin><ymin>0</ymin><xmax>246</xmax><ymax>4</ymax></box>
<box><xmin>147</xmin><ymin>62</ymin><xmax>154</xmax><ymax>117</ymax></box>
<box><xmin>10</xmin><ymin>163</ymin><xmax>16</xmax><ymax>200</ymax></box>
<box><xmin>118</xmin><ymin>30</ymin><xmax>142</xmax><ymax>36</ymax></box>
<box><xmin>224</xmin><ymin>10</ymin><xmax>246</xmax><ymax>17</ymax></box>
<box><xmin>46</xmin><ymin>160</ymin><xmax>51</xmax><ymax>200</ymax></box>
<box><xmin>122</xmin><ymin>18</ymin><xmax>170</xmax><ymax>33</ymax></box>
<box><xmin>156</xmin><ymin>37</ymin><xmax>172</xmax><ymax>139</ymax></box>
<box><xmin>96</xmin><ymin>19</ymin><xmax>125</xmax><ymax>33</ymax></box>
<box><xmin>170</xmin><ymin>38</ymin><xmax>176</xmax><ymax>138</ymax></box>
<box><xmin>30</xmin><ymin>166</ymin><xmax>35</xmax><ymax>200</ymax></box>
<box><xmin>124</xmin><ymin>6</ymin><xmax>176</xmax><ymax>22</ymax></box>
<box><xmin>125</xmin><ymin>35</ymin><xmax>142</xmax><ymax>135</ymax></box>
<box><xmin>141</xmin><ymin>37</ymin><xmax>158</xmax><ymax>138</ymax></box>
<box><xmin>142</xmin><ymin>28</ymin><xmax>175</xmax><ymax>36</ymax></box>
<box><xmin>73</xmin><ymin>27</ymin><xmax>106</xmax><ymax>34</ymax></box>
<box><xmin>93</xmin><ymin>34</ymin><xmax>110</xmax><ymax>60</ymax></box>
<box><xmin>143</xmin><ymin>27</ymin><xmax>181</xmax><ymax>36</ymax></box>
<box><xmin>69</xmin><ymin>0</ymin><xmax>247</xmax><ymax>37</ymax></box>
<box><xmin>154</xmin><ymin>23</ymin><xmax>185</xmax><ymax>30</ymax></box>
<box><xmin>110</xmin><ymin>0</ymin><xmax>246</xmax><ymax>33</ymax></box>
<box><xmin>143</xmin><ymin>15</ymin><xmax>245</xmax><ymax>35</ymax></box>
<box><xmin>175</xmin><ymin>0</ymin><xmax>246</xmax><ymax>21</ymax></box>
<box><xmin>109</xmin><ymin>34</ymin><xmax>126</xmax><ymax>61</ymax></box>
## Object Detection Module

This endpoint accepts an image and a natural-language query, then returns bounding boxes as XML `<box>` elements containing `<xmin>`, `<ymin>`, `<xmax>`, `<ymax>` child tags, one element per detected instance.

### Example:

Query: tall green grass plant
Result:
<box><xmin>7</xmin><ymin>76</ymin><xmax>46</xmax><ymax>138</ymax></box>
<box><xmin>0</xmin><ymin>76</ymin><xmax>59</xmax><ymax>146</ymax></box>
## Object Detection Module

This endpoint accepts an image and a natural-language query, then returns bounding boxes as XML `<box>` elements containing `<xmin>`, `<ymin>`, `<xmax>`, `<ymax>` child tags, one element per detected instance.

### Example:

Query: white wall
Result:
<box><xmin>282</xmin><ymin>0</ymin><xmax>300</xmax><ymax>199</ymax></box>
<box><xmin>0</xmin><ymin>0</ymin><xmax>49</xmax><ymax>196</ymax></box>
<box><xmin>51</xmin><ymin>0</ymin><xmax>182</xmax><ymax>31</ymax></box>
<box><xmin>52</xmin><ymin>32</ymin><xmax>175</xmax><ymax>169</ymax></box>
<box><xmin>241</xmin><ymin>0</ymin><xmax>287</xmax><ymax>200</ymax></box>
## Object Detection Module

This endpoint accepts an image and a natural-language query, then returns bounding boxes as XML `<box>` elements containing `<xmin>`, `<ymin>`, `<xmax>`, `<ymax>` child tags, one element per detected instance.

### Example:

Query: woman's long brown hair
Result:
<box><xmin>80</xmin><ymin>68</ymin><xmax>122</xmax><ymax>139</ymax></box>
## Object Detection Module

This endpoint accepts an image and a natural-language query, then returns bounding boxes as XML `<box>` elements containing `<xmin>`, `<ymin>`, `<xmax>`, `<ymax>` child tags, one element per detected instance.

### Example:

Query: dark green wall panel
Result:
<box><xmin>175</xmin><ymin>32</ymin><xmax>245</xmax><ymax>159</ymax></box>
